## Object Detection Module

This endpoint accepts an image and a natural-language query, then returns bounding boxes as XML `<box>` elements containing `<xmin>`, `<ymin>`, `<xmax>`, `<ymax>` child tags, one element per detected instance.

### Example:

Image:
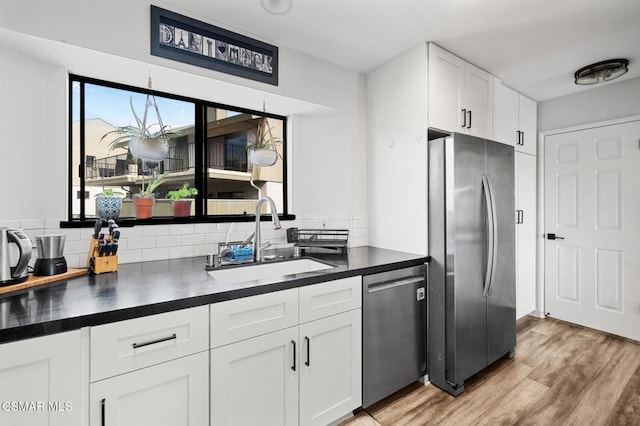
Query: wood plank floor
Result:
<box><xmin>344</xmin><ymin>317</ymin><xmax>640</xmax><ymax>426</ymax></box>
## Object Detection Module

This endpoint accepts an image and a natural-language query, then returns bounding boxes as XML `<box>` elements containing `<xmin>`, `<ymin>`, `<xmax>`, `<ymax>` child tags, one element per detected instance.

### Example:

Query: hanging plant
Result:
<box><xmin>100</xmin><ymin>97</ymin><xmax>175</xmax><ymax>162</ymax></box>
<box><xmin>247</xmin><ymin>117</ymin><xmax>282</xmax><ymax>167</ymax></box>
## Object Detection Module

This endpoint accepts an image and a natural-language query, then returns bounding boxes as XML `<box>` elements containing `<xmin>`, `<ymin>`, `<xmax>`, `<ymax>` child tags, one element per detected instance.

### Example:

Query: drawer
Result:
<box><xmin>299</xmin><ymin>275</ymin><xmax>362</xmax><ymax>323</ymax></box>
<box><xmin>90</xmin><ymin>305</ymin><xmax>209</xmax><ymax>382</ymax></box>
<box><xmin>210</xmin><ymin>288</ymin><xmax>298</xmax><ymax>348</ymax></box>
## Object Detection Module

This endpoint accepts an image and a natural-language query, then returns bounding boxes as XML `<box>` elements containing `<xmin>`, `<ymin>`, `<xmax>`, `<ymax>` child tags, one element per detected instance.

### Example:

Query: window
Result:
<box><xmin>67</xmin><ymin>75</ymin><xmax>290</xmax><ymax>225</ymax></box>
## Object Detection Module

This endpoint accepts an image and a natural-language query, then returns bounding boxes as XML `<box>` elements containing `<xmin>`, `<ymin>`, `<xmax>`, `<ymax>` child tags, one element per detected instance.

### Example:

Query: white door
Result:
<box><xmin>299</xmin><ymin>310</ymin><xmax>362</xmax><ymax>426</ymax></box>
<box><xmin>544</xmin><ymin>120</ymin><xmax>640</xmax><ymax>341</ymax></box>
<box><xmin>211</xmin><ymin>327</ymin><xmax>299</xmax><ymax>426</ymax></box>
<box><xmin>516</xmin><ymin>152</ymin><xmax>537</xmax><ymax>318</ymax></box>
<box><xmin>90</xmin><ymin>351</ymin><xmax>208</xmax><ymax>426</ymax></box>
<box><xmin>0</xmin><ymin>331</ymin><xmax>82</xmax><ymax>426</ymax></box>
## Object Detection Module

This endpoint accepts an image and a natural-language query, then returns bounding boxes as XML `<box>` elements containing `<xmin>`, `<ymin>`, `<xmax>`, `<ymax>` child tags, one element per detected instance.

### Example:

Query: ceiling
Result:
<box><xmin>166</xmin><ymin>0</ymin><xmax>640</xmax><ymax>101</ymax></box>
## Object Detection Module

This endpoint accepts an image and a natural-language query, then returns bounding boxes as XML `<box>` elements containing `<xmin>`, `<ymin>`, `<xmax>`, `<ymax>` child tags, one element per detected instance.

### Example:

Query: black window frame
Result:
<box><xmin>62</xmin><ymin>74</ymin><xmax>293</xmax><ymax>228</ymax></box>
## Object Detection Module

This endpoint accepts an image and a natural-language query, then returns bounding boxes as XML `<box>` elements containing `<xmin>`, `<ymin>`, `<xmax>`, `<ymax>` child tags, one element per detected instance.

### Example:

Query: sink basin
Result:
<box><xmin>208</xmin><ymin>258</ymin><xmax>334</xmax><ymax>285</ymax></box>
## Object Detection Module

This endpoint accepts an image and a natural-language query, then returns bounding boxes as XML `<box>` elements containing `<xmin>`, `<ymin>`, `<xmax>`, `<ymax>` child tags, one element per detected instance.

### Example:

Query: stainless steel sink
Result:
<box><xmin>207</xmin><ymin>258</ymin><xmax>334</xmax><ymax>285</ymax></box>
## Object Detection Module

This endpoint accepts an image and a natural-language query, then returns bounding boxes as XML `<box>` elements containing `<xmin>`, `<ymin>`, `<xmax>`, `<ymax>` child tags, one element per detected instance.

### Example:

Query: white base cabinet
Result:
<box><xmin>210</xmin><ymin>276</ymin><xmax>362</xmax><ymax>426</ymax></box>
<box><xmin>211</xmin><ymin>327</ymin><xmax>299</xmax><ymax>426</ymax></box>
<box><xmin>89</xmin><ymin>351</ymin><xmax>208</xmax><ymax>426</ymax></box>
<box><xmin>299</xmin><ymin>310</ymin><xmax>362</xmax><ymax>426</ymax></box>
<box><xmin>0</xmin><ymin>330</ymin><xmax>83</xmax><ymax>426</ymax></box>
<box><xmin>515</xmin><ymin>152</ymin><xmax>537</xmax><ymax>318</ymax></box>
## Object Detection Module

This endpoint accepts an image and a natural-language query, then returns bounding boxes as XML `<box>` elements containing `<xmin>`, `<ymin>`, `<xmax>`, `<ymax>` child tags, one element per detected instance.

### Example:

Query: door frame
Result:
<box><xmin>536</xmin><ymin>114</ymin><xmax>640</xmax><ymax>319</ymax></box>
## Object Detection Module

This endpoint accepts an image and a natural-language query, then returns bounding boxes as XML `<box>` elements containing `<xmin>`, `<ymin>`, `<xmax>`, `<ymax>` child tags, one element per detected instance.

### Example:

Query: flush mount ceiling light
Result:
<box><xmin>574</xmin><ymin>59</ymin><xmax>629</xmax><ymax>85</ymax></box>
<box><xmin>260</xmin><ymin>0</ymin><xmax>293</xmax><ymax>15</ymax></box>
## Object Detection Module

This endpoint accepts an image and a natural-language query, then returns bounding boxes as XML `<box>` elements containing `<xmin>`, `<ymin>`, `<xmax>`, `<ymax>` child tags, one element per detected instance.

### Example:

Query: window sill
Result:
<box><xmin>59</xmin><ymin>214</ymin><xmax>297</xmax><ymax>228</ymax></box>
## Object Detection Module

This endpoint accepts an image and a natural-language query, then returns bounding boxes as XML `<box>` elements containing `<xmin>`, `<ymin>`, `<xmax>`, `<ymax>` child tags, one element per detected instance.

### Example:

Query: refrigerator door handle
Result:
<box><xmin>482</xmin><ymin>176</ymin><xmax>497</xmax><ymax>297</ymax></box>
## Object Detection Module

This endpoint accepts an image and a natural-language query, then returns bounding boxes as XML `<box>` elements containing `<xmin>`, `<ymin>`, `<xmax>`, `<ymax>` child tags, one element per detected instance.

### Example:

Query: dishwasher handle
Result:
<box><xmin>366</xmin><ymin>276</ymin><xmax>425</xmax><ymax>293</ymax></box>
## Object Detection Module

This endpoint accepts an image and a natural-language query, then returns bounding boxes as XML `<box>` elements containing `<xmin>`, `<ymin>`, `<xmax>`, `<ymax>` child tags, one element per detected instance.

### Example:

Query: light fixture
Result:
<box><xmin>574</xmin><ymin>59</ymin><xmax>629</xmax><ymax>85</ymax></box>
<box><xmin>259</xmin><ymin>0</ymin><xmax>293</xmax><ymax>15</ymax></box>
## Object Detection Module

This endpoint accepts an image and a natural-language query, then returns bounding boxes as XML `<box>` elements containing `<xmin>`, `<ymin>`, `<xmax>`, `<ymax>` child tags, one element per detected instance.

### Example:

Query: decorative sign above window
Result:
<box><xmin>150</xmin><ymin>5</ymin><xmax>279</xmax><ymax>86</ymax></box>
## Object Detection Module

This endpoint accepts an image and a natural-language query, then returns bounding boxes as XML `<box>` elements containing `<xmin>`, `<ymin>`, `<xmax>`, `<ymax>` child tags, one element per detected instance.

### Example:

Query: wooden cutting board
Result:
<box><xmin>0</xmin><ymin>268</ymin><xmax>88</xmax><ymax>295</ymax></box>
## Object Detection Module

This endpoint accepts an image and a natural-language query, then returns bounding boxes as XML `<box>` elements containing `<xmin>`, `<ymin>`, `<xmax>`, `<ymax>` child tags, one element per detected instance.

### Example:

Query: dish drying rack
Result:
<box><xmin>287</xmin><ymin>228</ymin><xmax>349</xmax><ymax>254</ymax></box>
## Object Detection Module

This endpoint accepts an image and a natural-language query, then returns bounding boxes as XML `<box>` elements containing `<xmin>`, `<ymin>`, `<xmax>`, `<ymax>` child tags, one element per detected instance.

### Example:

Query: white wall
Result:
<box><xmin>538</xmin><ymin>76</ymin><xmax>640</xmax><ymax>132</ymax></box>
<box><xmin>366</xmin><ymin>43</ymin><xmax>428</xmax><ymax>255</ymax></box>
<box><xmin>0</xmin><ymin>3</ymin><xmax>369</xmax><ymax>263</ymax></box>
<box><xmin>0</xmin><ymin>45</ymin><xmax>67</xmax><ymax>220</ymax></box>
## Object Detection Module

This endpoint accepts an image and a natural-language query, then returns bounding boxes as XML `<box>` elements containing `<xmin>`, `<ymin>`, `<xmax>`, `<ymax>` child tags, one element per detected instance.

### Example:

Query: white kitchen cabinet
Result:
<box><xmin>91</xmin><ymin>305</ymin><xmax>209</xmax><ymax>382</ymax></box>
<box><xmin>515</xmin><ymin>152</ymin><xmax>537</xmax><ymax>318</ymax></box>
<box><xmin>210</xmin><ymin>277</ymin><xmax>362</xmax><ymax>426</ymax></box>
<box><xmin>210</xmin><ymin>326</ymin><xmax>299</xmax><ymax>426</ymax></box>
<box><xmin>428</xmin><ymin>43</ymin><xmax>493</xmax><ymax>139</ymax></box>
<box><xmin>299</xmin><ymin>310</ymin><xmax>362</xmax><ymax>426</ymax></box>
<box><xmin>298</xmin><ymin>276</ymin><xmax>361</xmax><ymax>324</ymax></box>
<box><xmin>0</xmin><ymin>330</ymin><xmax>83</xmax><ymax>426</ymax></box>
<box><xmin>493</xmin><ymin>81</ymin><xmax>537</xmax><ymax>155</ymax></box>
<box><xmin>210</xmin><ymin>287</ymin><xmax>298</xmax><ymax>348</ymax></box>
<box><xmin>89</xmin><ymin>351</ymin><xmax>208</xmax><ymax>426</ymax></box>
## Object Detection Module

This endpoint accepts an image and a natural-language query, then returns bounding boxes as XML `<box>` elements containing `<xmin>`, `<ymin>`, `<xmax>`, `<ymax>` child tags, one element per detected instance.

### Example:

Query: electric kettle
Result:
<box><xmin>0</xmin><ymin>228</ymin><xmax>32</xmax><ymax>286</ymax></box>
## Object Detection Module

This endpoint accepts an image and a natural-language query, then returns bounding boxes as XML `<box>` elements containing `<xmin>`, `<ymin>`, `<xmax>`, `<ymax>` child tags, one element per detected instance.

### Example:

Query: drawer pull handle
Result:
<box><xmin>305</xmin><ymin>336</ymin><xmax>311</xmax><ymax>367</ymax></box>
<box><xmin>101</xmin><ymin>398</ymin><xmax>106</xmax><ymax>426</ymax></box>
<box><xmin>132</xmin><ymin>333</ymin><xmax>177</xmax><ymax>349</ymax></box>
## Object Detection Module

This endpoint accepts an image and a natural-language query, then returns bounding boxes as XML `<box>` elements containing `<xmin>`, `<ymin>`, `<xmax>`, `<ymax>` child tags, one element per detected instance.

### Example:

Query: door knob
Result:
<box><xmin>547</xmin><ymin>233</ymin><xmax>565</xmax><ymax>240</ymax></box>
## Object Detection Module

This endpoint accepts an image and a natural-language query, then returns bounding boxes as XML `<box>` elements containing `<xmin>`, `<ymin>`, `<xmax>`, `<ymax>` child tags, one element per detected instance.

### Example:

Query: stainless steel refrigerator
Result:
<box><xmin>428</xmin><ymin>132</ymin><xmax>516</xmax><ymax>396</ymax></box>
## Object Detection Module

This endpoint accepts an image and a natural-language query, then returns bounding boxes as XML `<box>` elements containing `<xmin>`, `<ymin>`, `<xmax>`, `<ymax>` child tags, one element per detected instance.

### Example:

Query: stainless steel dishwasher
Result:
<box><xmin>362</xmin><ymin>264</ymin><xmax>427</xmax><ymax>407</ymax></box>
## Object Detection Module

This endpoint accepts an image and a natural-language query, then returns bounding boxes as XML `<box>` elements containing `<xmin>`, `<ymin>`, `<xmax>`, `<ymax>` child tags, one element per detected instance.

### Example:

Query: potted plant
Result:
<box><xmin>100</xmin><ymin>97</ymin><xmax>175</xmax><ymax>163</ymax></box>
<box><xmin>247</xmin><ymin>117</ymin><xmax>282</xmax><ymax>167</ymax></box>
<box><xmin>95</xmin><ymin>188</ymin><xmax>124</xmax><ymax>221</ymax></box>
<box><xmin>133</xmin><ymin>173</ymin><xmax>168</xmax><ymax>219</ymax></box>
<box><xmin>167</xmin><ymin>183</ymin><xmax>198</xmax><ymax>218</ymax></box>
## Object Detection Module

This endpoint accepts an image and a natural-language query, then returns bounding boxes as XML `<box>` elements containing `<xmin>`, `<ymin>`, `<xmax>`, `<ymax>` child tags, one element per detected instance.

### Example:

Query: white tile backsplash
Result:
<box><xmin>11</xmin><ymin>213</ymin><xmax>368</xmax><ymax>266</ymax></box>
<box><xmin>170</xmin><ymin>224</ymin><xmax>194</xmax><ymax>236</ymax></box>
<box><xmin>155</xmin><ymin>235</ymin><xmax>182</xmax><ymax>248</ymax></box>
<box><xmin>142</xmin><ymin>225</ymin><xmax>171</xmax><ymax>237</ymax></box>
<box><xmin>142</xmin><ymin>247</ymin><xmax>169</xmax><ymax>262</ymax></box>
<box><xmin>181</xmin><ymin>233</ymin><xmax>205</xmax><ymax>246</ymax></box>
<box><xmin>127</xmin><ymin>236</ymin><xmax>157</xmax><ymax>250</ymax></box>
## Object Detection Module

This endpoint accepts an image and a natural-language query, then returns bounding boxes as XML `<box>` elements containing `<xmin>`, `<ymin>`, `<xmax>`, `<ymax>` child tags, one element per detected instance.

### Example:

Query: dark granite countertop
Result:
<box><xmin>0</xmin><ymin>246</ymin><xmax>429</xmax><ymax>344</ymax></box>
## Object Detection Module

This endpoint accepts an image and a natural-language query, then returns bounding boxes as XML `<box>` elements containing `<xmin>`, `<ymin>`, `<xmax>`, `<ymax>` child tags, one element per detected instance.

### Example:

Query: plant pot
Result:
<box><xmin>172</xmin><ymin>199</ymin><xmax>192</xmax><ymax>218</ymax></box>
<box><xmin>96</xmin><ymin>195</ymin><xmax>122</xmax><ymax>221</ymax></box>
<box><xmin>129</xmin><ymin>135</ymin><xmax>169</xmax><ymax>162</ymax></box>
<box><xmin>249</xmin><ymin>149</ymin><xmax>278</xmax><ymax>167</ymax></box>
<box><xmin>133</xmin><ymin>195</ymin><xmax>155</xmax><ymax>219</ymax></box>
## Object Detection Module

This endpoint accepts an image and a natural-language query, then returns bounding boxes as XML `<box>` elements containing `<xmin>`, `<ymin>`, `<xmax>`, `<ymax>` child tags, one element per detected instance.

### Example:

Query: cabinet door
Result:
<box><xmin>211</xmin><ymin>327</ymin><xmax>298</xmax><ymax>426</ymax></box>
<box><xmin>515</xmin><ymin>152</ymin><xmax>537</xmax><ymax>318</ymax></box>
<box><xmin>517</xmin><ymin>95</ymin><xmax>537</xmax><ymax>155</ymax></box>
<box><xmin>89</xmin><ymin>351</ymin><xmax>208</xmax><ymax>426</ymax></box>
<box><xmin>464</xmin><ymin>63</ymin><xmax>493</xmax><ymax>139</ymax></box>
<box><xmin>299</xmin><ymin>309</ymin><xmax>362</xmax><ymax>426</ymax></box>
<box><xmin>428</xmin><ymin>43</ymin><xmax>465</xmax><ymax>132</ymax></box>
<box><xmin>0</xmin><ymin>331</ymin><xmax>82</xmax><ymax>426</ymax></box>
<box><xmin>493</xmin><ymin>82</ymin><xmax>519</xmax><ymax>146</ymax></box>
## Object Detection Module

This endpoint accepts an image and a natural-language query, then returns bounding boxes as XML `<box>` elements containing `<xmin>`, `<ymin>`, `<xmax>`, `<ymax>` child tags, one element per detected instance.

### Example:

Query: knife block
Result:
<box><xmin>87</xmin><ymin>237</ymin><xmax>118</xmax><ymax>274</ymax></box>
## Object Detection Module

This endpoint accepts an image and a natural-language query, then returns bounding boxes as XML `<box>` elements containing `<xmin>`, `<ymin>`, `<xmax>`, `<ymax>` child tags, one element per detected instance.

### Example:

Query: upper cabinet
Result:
<box><xmin>493</xmin><ymin>81</ymin><xmax>537</xmax><ymax>155</ymax></box>
<box><xmin>428</xmin><ymin>43</ymin><xmax>493</xmax><ymax>139</ymax></box>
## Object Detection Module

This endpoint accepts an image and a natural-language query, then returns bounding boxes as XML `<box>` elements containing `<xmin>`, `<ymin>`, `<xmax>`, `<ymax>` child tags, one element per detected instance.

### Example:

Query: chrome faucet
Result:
<box><xmin>254</xmin><ymin>196</ymin><xmax>281</xmax><ymax>262</ymax></box>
